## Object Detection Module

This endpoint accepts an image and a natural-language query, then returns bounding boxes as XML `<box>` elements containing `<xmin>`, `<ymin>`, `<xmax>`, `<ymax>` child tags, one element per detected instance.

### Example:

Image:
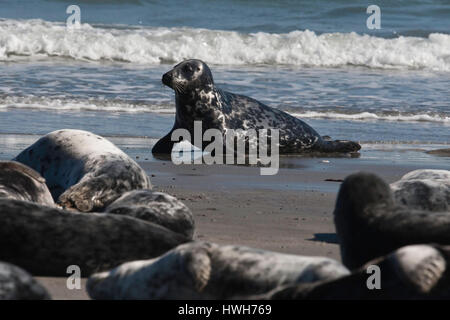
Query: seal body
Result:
<box><xmin>14</xmin><ymin>129</ymin><xmax>151</xmax><ymax>212</ymax></box>
<box><xmin>0</xmin><ymin>197</ymin><xmax>190</xmax><ymax>277</ymax></box>
<box><xmin>391</xmin><ymin>169</ymin><xmax>450</xmax><ymax>212</ymax></box>
<box><xmin>334</xmin><ymin>171</ymin><xmax>450</xmax><ymax>270</ymax></box>
<box><xmin>105</xmin><ymin>190</ymin><xmax>195</xmax><ymax>239</ymax></box>
<box><xmin>0</xmin><ymin>261</ymin><xmax>51</xmax><ymax>300</ymax></box>
<box><xmin>153</xmin><ymin>59</ymin><xmax>360</xmax><ymax>154</ymax></box>
<box><xmin>268</xmin><ymin>244</ymin><xmax>450</xmax><ymax>300</ymax></box>
<box><xmin>87</xmin><ymin>241</ymin><xmax>349</xmax><ymax>300</ymax></box>
<box><xmin>0</xmin><ymin>161</ymin><xmax>54</xmax><ymax>206</ymax></box>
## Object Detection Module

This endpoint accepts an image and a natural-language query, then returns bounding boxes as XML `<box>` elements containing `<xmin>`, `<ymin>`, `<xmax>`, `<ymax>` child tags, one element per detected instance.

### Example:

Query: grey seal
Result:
<box><xmin>0</xmin><ymin>161</ymin><xmax>54</xmax><ymax>206</ymax></box>
<box><xmin>0</xmin><ymin>261</ymin><xmax>51</xmax><ymax>300</ymax></box>
<box><xmin>426</xmin><ymin>148</ymin><xmax>450</xmax><ymax>157</ymax></box>
<box><xmin>14</xmin><ymin>129</ymin><xmax>151</xmax><ymax>212</ymax></box>
<box><xmin>268</xmin><ymin>244</ymin><xmax>450</xmax><ymax>299</ymax></box>
<box><xmin>152</xmin><ymin>59</ymin><xmax>361</xmax><ymax>155</ymax></box>
<box><xmin>334</xmin><ymin>172</ymin><xmax>450</xmax><ymax>270</ymax></box>
<box><xmin>390</xmin><ymin>169</ymin><xmax>449</xmax><ymax>212</ymax></box>
<box><xmin>0</xmin><ymin>193</ymin><xmax>191</xmax><ymax>277</ymax></box>
<box><xmin>86</xmin><ymin>241</ymin><xmax>349</xmax><ymax>300</ymax></box>
<box><xmin>104</xmin><ymin>189</ymin><xmax>195</xmax><ymax>239</ymax></box>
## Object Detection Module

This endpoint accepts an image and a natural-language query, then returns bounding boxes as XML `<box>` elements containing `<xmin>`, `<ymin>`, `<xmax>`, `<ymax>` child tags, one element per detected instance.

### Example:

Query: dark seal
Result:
<box><xmin>0</xmin><ymin>161</ymin><xmax>54</xmax><ymax>206</ymax></box>
<box><xmin>0</xmin><ymin>195</ymin><xmax>191</xmax><ymax>277</ymax></box>
<box><xmin>268</xmin><ymin>244</ymin><xmax>450</xmax><ymax>300</ymax></box>
<box><xmin>104</xmin><ymin>189</ymin><xmax>195</xmax><ymax>239</ymax></box>
<box><xmin>334</xmin><ymin>172</ymin><xmax>450</xmax><ymax>270</ymax></box>
<box><xmin>152</xmin><ymin>59</ymin><xmax>361</xmax><ymax>155</ymax></box>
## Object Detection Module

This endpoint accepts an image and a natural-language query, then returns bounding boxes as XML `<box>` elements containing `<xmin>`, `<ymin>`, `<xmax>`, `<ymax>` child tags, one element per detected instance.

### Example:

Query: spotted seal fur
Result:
<box><xmin>14</xmin><ymin>129</ymin><xmax>151</xmax><ymax>212</ymax></box>
<box><xmin>0</xmin><ymin>161</ymin><xmax>54</xmax><ymax>206</ymax></box>
<box><xmin>152</xmin><ymin>59</ymin><xmax>361</xmax><ymax>155</ymax></box>
<box><xmin>86</xmin><ymin>241</ymin><xmax>349</xmax><ymax>300</ymax></box>
<box><xmin>390</xmin><ymin>169</ymin><xmax>449</xmax><ymax>212</ymax></box>
<box><xmin>104</xmin><ymin>189</ymin><xmax>195</xmax><ymax>239</ymax></box>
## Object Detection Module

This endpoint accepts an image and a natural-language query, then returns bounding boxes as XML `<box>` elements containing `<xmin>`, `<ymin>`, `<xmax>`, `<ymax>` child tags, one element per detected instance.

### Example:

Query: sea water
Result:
<box><xmin>0</xmin><ymin>0</ymin><xmax>448</xmax><ymax>165</ymax></box>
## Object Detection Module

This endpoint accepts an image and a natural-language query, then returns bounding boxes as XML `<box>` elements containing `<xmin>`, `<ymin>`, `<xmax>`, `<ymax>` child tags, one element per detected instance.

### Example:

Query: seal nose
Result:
<box><xmin>162</xmin><ymin>72</ymin><xmax>173</xmax><ymax>87</ymax></box>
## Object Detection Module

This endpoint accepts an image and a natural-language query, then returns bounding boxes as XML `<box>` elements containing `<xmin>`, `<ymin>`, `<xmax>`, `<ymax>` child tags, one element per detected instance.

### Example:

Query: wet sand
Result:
<box><xmin>35</xmin><ymin>155</ymin><xmax>448</xmax><ymax>300</ymax></box>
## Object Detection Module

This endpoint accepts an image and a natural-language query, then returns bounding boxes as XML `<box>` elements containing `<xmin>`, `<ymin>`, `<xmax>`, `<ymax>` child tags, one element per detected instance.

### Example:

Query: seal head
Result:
<box><xmin>0</xmin><ymin>161</ymin><xmax>54</xmax><ymax>206</ymax></box>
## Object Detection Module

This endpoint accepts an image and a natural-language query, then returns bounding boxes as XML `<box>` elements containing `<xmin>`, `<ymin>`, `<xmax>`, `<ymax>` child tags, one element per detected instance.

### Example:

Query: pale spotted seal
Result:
<box><xmin>152</xmin><ymin>59</ymin><xmax>361</xmax><ymax>155</ymax></box>
<box><xmin>390</xmin><ymin>169</ymin><xmax>449</xmax><ymax>212</ymax></box>
<box><xmin>14</xmin><ymin>129</ymin><xmax>151</xmax><ymax>212</ymax></box>
<box><xmin>104</xmin><ymin>189</ymin><xmax>195</xmax><ymax>239</ymax></box>
<box><xmin>86</xmin><ymin>241</ymin><xmax>349</xmax><ymax>300</ymax></box>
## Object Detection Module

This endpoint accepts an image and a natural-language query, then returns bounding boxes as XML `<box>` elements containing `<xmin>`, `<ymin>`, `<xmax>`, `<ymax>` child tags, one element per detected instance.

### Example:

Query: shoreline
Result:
<box><xmin>1</xmin><ymin>132</ymin><xmax>448</xmax><ymax>167</ymax></box>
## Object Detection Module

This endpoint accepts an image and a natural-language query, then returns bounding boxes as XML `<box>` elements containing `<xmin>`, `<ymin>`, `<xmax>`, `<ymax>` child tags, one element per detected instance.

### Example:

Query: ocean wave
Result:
<box><xmin>1</xmin><ymin>95</ymin><xmax>448</xmax><ymax>124</ymax></box>
<box><xmin>291</xmin><ymin>111</ymin><xmax>450</xmax><ymax>123</ymax></box>
<box><xmin>0</xmin><ymin>19</ymin><xmax>449</xmax><ymax>71</ymax></box>
<box><xmin>0</xmin><ymin>95</ymin><xmax>173</xmax><ymax>113</ymax></box>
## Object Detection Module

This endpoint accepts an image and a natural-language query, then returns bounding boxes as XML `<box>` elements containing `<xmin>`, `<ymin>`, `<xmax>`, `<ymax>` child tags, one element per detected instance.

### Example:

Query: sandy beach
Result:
<box><xmin>33</xmin><ymin>153</ymin><xmax>447</xmax><ymax>300</ymax></box>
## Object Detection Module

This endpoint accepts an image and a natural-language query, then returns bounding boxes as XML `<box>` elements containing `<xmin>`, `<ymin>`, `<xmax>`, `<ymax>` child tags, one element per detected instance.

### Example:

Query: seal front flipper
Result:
<box><xmin>57</xmin><ymin>157</ymin><xmax>151</xmax><ymax>213</ymax></box>
<box><xmin>390</xmin><ymin>245</ymin><xmax>446</xmax><ymax>294</ymax></box>
<box><xmin>57</xmin><ymin>176</ymin><xmax>108</xmax><ymax>212</ymax></box>
<box><xmin>183</xmin><ymin>245</ymin><xmax>212</xmax><ymax>292</ymax></box>
<box><xmin>152</xmin><ymin>129</ymin><xmax>180</xmax><ymax>154</ymax></box>
<box><xmin>267</xmin><ymin>244</ymin><xmax>448</xmax><ymax>299</ymax></box>
<box><xmin>104</xmin><ymin>189</ymin><xmax>195</xmax><ymax>239</ymax></box>
<box><xmin>87</xmin><ymin>242</ymin><xmax>212</xmax><ymax>299</ymax></box>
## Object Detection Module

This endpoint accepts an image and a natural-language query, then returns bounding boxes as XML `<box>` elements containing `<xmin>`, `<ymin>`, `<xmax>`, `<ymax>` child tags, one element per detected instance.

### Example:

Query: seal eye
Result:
<box><xmin>183</xmin><ymin>65</ymin><xmax>193</xmax><ymax>73</ymax></box>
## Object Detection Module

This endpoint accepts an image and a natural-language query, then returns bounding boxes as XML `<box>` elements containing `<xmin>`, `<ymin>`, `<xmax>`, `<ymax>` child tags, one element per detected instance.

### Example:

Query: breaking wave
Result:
<box><xmin>1</xmin><ymin>19</ymin><xmax>449</xmax><ymax>71</ymax></box>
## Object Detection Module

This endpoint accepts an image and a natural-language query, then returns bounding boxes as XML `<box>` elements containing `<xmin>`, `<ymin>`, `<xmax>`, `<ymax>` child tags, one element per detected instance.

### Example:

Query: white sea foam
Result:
<box><xmin>0</xmin><ymin>19</ymin><xmax>449</xmax><ymax>71</ymax></box>
<box><xmin>1</xmin><ymin>95</ymin><xmax>448</xmax><ymax>124</ymax></box>
<box><xmin>0</xmin><ymin>95</ymin><xmax>170</xmax><ymax>113</ymax></box>
<box><xmin>291</xmin><ymin>111</ymin><xmax>450</xmax><ymax>123</ymax></box>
